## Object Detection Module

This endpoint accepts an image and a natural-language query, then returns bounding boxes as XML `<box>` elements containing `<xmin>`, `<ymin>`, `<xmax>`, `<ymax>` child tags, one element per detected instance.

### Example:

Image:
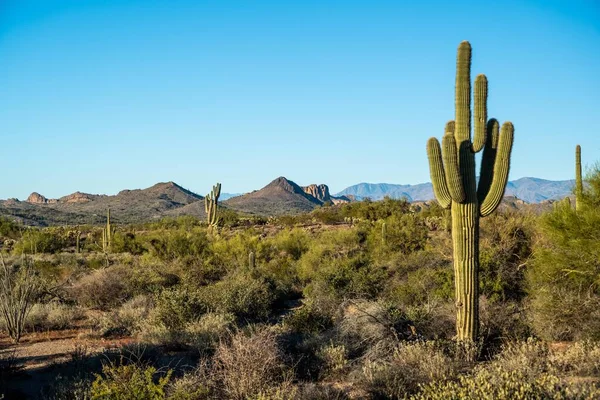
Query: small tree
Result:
<box><xmin>0</xmin><ymin>255</ymin><xmax>41</xmax><ymax>343</ymax></box>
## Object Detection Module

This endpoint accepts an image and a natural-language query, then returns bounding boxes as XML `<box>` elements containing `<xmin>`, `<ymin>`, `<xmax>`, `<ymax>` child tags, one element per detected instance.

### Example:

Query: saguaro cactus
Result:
<box><xmin>76</xmin><ymin>230</ymin><xmax>81</xmax><ymax>254</ymax></box>
<box><xmin>249</xmin><ymin>251</ymin><xmax>255</xmax><ymax>269</ymax></box>
<box><xmin>205</xmin><ymin>183</ymin><xmax>222</xmax><ymax>230</ymax></box>
<box><xmin>426</xmin><ymin>41</ymin><xmax>514</xmax><ymax>343</ymax></box>
<box><xmin>102</xmin><ymin>208</ymin><xmax>113</xmax><ymax>253</ymax></box>
<box><xmin>576</xmin><ymin>145</ymin><xmax>583</xmax><ymax>211</ymax></box>
<box><xmin>381</xmin><ymin>222</ymin><xmax>387</xmax><ymax>245</ymax></box>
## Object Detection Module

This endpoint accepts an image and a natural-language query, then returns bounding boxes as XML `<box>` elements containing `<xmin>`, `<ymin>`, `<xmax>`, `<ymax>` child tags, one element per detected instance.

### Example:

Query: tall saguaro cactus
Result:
<box><xmin>426</xmin><ymin>41</ymin><xmax>514</xmax><ymax>343</ymax></box>
<box><xmin>205</xmin><ymin>183</ymin><xmax>222</xmax><ymax>230</ymax></box>
<box><xmin>102</xmin><ymin>208</ymin><xmax>113</xmax><ymax>253</ymax></box>
<box><xmin>576</xmin><ymin>145</ymin><xmax>583</xmax><ymax>211</ymax></box>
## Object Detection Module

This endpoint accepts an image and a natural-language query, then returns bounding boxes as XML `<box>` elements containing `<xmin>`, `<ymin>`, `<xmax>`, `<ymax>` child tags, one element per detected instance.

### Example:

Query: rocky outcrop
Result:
<box><xmin>302</xmin><ymin>184</ymin><xmax>331</xmax><ymax>203</ymax></box>
<box><xmin>27</xmin><ymin>192</ymin><xmax>48</xmax><ymax>204</ymax></box>
<box><xmin>59</xmin><ymin>191</ymin><xmax>97</xmax><ymax>203</ymax></box>
<box><xmin>302</xmin><ymin>183</ymin><xmax>351</xmax><ymax>205</ymax></box>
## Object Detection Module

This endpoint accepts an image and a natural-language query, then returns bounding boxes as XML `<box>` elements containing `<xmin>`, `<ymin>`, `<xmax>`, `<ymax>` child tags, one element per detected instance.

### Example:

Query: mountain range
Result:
<box><xmin>335</xmin><ymin>177</ymin><xmax>576</xmax><ymax>204</ymax></box>
<box><xmin>0</xmin><ymin>176</ymin><xmax>574</xmax><ymax>226</ymax></box>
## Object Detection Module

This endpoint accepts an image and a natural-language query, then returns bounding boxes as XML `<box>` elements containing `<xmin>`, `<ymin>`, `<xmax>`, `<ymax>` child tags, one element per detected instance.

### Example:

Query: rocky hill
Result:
<box><xmin>0</xmin><ymin>182</ymin><xmax>204</xmax><ymax>226</ymax></box>
<box><xmin>224</xmin><ymin>177</ymin><xmax>324</xmax><ymax>215</ymax></box>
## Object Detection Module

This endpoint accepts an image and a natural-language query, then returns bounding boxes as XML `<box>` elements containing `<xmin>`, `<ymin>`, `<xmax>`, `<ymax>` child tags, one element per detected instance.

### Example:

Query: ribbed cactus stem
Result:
<box><xmin>249</xmin><ymin>251</ymin><xmax>255</xmax><ymax>269</ymax></box>
<box><xmin>205</xmin><ymin>183</ymin><xmax>222</xmax><ymax>230</ymax></box>
<box><xmin>76</xmin><ymin>230</ymin><xmax>81</xmax><ymax>254</ymax></box>
<box><xmin>576</xmin><ymin>145</ymin><xmax>582</xmax><ymax>211</ymax></box>
<box><xmin>382</xmin><ymin>222</ymin><xmax>387</xmax><ymax>245</ymax></box>
<box><xmin>426</xmin><ymin>41</ymin><xmax>514</xmax><ymax>345</ymax></box>
<box><xmin>106</xmin><ymin>208</ymin><xmax>112</xmax><ymax>251</ymax></box>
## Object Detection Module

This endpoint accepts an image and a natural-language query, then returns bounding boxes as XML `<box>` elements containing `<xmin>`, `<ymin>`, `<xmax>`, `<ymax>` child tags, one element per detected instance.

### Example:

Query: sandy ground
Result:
<box><xmin>1</xmin><ymin>330</ymin><xmax>135</xmax><ymax>399</ymax></box>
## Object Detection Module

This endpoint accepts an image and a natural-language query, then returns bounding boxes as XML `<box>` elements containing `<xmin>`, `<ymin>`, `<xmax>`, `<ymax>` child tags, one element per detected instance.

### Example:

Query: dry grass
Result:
<box><xmin>213</xmin><ymin>327</ymin><xmax>292</xmax><ymax>399</ymax></box>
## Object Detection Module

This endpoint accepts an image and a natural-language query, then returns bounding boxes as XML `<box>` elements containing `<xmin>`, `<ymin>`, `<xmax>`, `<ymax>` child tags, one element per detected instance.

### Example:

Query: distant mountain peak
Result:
<box><xmin>266</xmin><ymin>177</ymin><xmax>304</xmax><ymax>194</ymax></box>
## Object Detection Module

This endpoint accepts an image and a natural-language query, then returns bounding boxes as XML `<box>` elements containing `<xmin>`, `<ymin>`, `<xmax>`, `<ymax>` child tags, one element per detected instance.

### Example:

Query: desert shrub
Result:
<box><xmin>414</xmin><ymin>339</ymin><xmax>600</xmax><ymax>400</ymax></box>
<box><xmin>0</xmin><ymin>257</ymin><xmax>41</xmax><ymax>342</ymax></box>
<box><xmin>370</xmin><ymin>214</ymin><xmax>429</xmax><ymax>256</ymax></box>
<box><xmin>198</xmin><ymin>272</ymin><xmax>276</xmax><ymax>321</ymax></box>
<box><xmin>69</xmin><ymin>266</ymin><xmax>132</xmax><ymax>310</ymax></box>
<box><xmin>413</xmin><ymin>366</ymin><xmax>600</xmax><ymax>400</ymax></box>
<box><xmin>310</xmin><ymin>206</ymin><xmax>344</xmax><ymax>225</ymax></box>
<box><xmin>283</xmin><ymin>301</ymin><xmax>334</xmax><ymax>335</ymax></box>
<box><xmin>0</xmin><ymin>217</ymin><xmax>21</xmax><ymax>240</ymax></box>
<box><xmin>13</xmin><ymin>229</ymin><xmax>66</xmax><ymax>254</ymax></box>
<box><xmin>147</xmin><ymin>229</ymin><xmax>209</xmax><ymax>262</ymax></box>
<box><xmin>24</xmin><ymin>302</ymin><xmax>83</xmax><ymax>331</ymax></box>
<box><xmin>479</xmin><ymin>298</ymin><xmax>531</xmax><ymax>351</ymax></box>
<box><xmin>341</xmin><ymin>197</ymin><xmax>411</xmax><ymax>221</ymax></box>
<box><xmin>97</xmin><ymin>295</ymin><xmax>153</xmax><ymax>337</ymax></box>
<box><xmin>479</xmin><ymin>212</ymin><xmax>532</xmax><ymax>303</ymax></box>
<box><xmin>111</xmin><ymin>232</ymin><xmax>146</xmax><ymax>255</ymax></box>
<box><xmin>316</xmin><ymin>342</ymin><xmax>349</xmax><ymax>378</ymax></box>
<box><xmin>208</xmin><ymin>230</ymin><xmax>260</xmax><ymax>271</ymax></box>
<box><xmin>213</xmin><ymin>327</ymin><xmax>292</xmax><ymax>399</ymax></box>
<box><xmin>385</xmin><ymin>251</ymin><xmax>453</xmax><ymax>306</ymax></box>
<box><xmin>549</xmin><ymin>341</ymin><xmax>600</xmax><ymax>377</ymax></box>
<box><xmin>262</xmin><ymin>228</ymin><xmax>311</xmax><ymax>261</ymax></box>
<box><xmin>151</xmin><ymin>286</ymin><xmax>206</xmax><ymax>332</ymax></box>
<box><xmin>337</xmin><ymin>301</ymin><xmax>412</xmax><ymax>354</ymax></box>
<box><xmin>185</xmin><ymin>312</ymin><xmax>235</xmax><ymax>353</ymax></box>
<box><xmin>90</xmin><ymin>362</ymin><xmax>172</xmax><ymax>400</ymax></box>
<box><xmin>528</xmin><ymin>186</ymin><xmax>600</xmax><ymax>340</ymax></box>
<box><xmin>359</xmin><ymin>341</ymin><xmax>456</xmax><ymax>399</ymax></box>
<box><xmin>166</xmin><ymin>369</ymin><xmax>212</xmax><ymax>399</ymax></box>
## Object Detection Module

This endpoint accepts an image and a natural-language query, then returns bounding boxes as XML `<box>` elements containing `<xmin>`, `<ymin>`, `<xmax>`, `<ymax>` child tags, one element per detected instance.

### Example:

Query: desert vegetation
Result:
<box><xmin>1</xmin><ymin>42</ymin><xmax>599</xmax><ymax>399</ymax></box>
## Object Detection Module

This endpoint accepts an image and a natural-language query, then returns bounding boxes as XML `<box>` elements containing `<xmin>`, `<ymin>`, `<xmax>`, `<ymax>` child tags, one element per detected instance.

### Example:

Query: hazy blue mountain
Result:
<box><xmin>220</xmin><ymin>193</ymin><xmax>243</xmax><ymax>200</ymax></box>
<box><xmin>336</xmin><ymin>177</ymin><xmax>575</xmax><ymax>203</ymax></box>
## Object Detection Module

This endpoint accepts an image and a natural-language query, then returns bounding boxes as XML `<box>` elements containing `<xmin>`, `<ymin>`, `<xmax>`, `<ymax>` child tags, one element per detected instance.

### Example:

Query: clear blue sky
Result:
<box><xmin>1</xmin><ymin>0</ymin><xmax>599</xmax><ymax>199</ymax></box>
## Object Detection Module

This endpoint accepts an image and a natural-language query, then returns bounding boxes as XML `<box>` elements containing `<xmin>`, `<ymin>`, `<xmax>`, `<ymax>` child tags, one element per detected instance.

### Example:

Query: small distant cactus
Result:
<box><xmin>426</xmin><ymin>41</ymin><xmax>514</xmax><ymax>344</ymax></box>
<box><xmin>76</xmin><ymin>229</ymin><xmax>81</xmax><ymax>254</ymax></box>
<box><xmin>381</xmin><ymin>222</ymin><xmax>387</xmax><ymax>245</ymax></box>
<box><xmin>102</xmin><ymin>208</ymin><xmax>113</xmax><ymax>253</ymax></box>
<box><xmin>576</xmin><ymin>145</ymin><xmax>583</xmax><ymax>211</ymax></box>
<box><xmin>249</xmin><ymin>251</ymin><xmax>255</xmax><ymax>269</ymax></box>
<box><xmin>205</xmin><ymin>183</ymin><xmax>222</xmax><ymax>230</ymax></box>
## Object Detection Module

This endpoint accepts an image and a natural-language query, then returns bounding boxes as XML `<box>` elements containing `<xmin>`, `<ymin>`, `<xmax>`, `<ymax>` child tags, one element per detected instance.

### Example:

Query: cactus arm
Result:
<box><xmin>442</xmin><ymin>134</ymin><xmax>466</xmax><ymax>203</ymax></box>
<box><xmin>455</xmin><ymin>41</ymin><xmax>471</xmax><ymax>144</ymax></box>
<box><xmin>479</xmin><ymin>122</ymin><xmax>514</xmax><ymax>217</ymax></box>
<box><xmin>477</xmin><ymin>118</ymin><xmax>500</xmax><ymax>203</ymax></box>
<box><xmin>427</xmin><ymin>137</ymin><xmax>452</xmax><ymax>208</ymax></box>
<box><xmin>472</xmin><ymin>74</ymin><xmax>488</xmax><ymax>153</ymax></box>
<box><xmin>575</xmin><ymin>145</ymin><xmax>582</xmax><ymax>211</ymax></box>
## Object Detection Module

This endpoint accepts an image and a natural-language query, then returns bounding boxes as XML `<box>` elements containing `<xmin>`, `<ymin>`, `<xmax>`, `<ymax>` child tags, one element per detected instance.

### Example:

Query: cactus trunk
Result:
<box><xmin>426</xmin><ymin>41</ymin><xmax>514</xmax><ymax>345</ymax></box>
<box><xmin>205</xmin><ymin>183</ymin><xmax>222</xmax><ymax>231</ymax></box>
<box><xmin>576</xmin><ymin>145</ymin><xmax>582</xmax><ymax>211</ymax></box>
<box><xmin>452</xmin><ymin>202</ymin><xmax>479</xmax><ymax>340</ymax></box>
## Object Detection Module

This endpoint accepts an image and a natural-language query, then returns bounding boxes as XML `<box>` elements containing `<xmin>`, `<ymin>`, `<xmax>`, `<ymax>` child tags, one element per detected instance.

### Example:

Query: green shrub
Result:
<box><xmin>147</xmin><ymin>229</ymin><xmax>209</xmax><ymax>262</ymax></box>
<box><xmin>413</xmin><ymin>367</ymin><xmax>599</xmax><ymax>400</ymax></box>
<box><xmin>152</xmin><ymin>286</ymin><xmax>206</xmax><ymax>332</ymax></box>
<box><xmin>111</xmin><ymin>232</ymin><xmax>146</xmax><ymax>255</ymax></box>
<box><xmin>96</xmin><ymin>295</ymin><xmax>153</xmax><ymax>337</ymax></box>
<box><xmin>528</xmin><ymin>188</ymin><xmax>600</xmax><ymax>340</ymax></box>
<box><xmin>359</xmin><ymin>341</ymin><xmax>456</xmax><ymax>399</ymax></box>
<box><xmin>199</xmin><ymin>272</ymin><xmax>275</xmax><ymax>321</ymax></box>
<box><xmin>13</xmin><ymin>229</ymin><xmax>66</xmax><ymax>254</ymax></box>
<box><xmin>91</xmin><ymin>363</ymin><xmax>172</xmax><ymax>400</ymax></box>
<box><xmin>283</xmin><ymin>301</ymin><xmax>334</xmax><ymax>335</ymax></box>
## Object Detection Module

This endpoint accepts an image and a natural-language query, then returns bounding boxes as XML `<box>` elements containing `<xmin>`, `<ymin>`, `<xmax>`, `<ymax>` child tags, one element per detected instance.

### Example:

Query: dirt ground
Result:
<box><xmin>1</xmin><ymin>329</ymin><xmax>136</xmax><ymax>399</ymax></box>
